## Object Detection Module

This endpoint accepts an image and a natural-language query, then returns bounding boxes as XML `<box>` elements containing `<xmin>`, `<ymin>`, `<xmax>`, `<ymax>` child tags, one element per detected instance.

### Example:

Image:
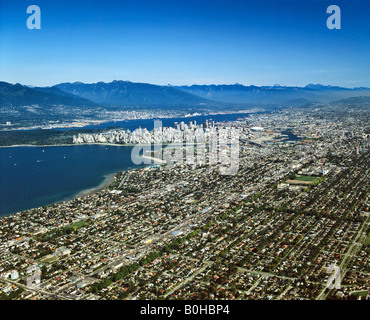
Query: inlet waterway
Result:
<box><xmin>1</xmin><ymin>111</ymin><xmax>287</xmax><ymax>217</ymax></box>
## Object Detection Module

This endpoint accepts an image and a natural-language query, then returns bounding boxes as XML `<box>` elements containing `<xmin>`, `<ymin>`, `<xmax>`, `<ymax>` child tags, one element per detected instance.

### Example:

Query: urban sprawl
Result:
<box><xmin>0</xmin><ymin>106</ymin><xmax>369</xmax><ymax>300</ymax></box>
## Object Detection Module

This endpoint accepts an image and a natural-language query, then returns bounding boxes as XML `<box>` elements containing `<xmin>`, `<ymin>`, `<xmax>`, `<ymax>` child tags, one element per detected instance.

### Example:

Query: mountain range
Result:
<box><xmin>2</xmin><ymin>80</ymin><xmax>370</xmax><ymax>109</ymax></box>
<box><xmin>175</xmin><ymin>83</ymin><xmax>370</xmax><ymax>105</ymax></box>
<box><xmin>55</xmin><ymin>81</ymin><xmax>213</xmax><ymax>108</ymax></box>
<box><xmin>0</xmin><ymin>81</ymin><xmax>95</xmax><ymax>108</ymax></box>
<box><xmin>0</xmin><ymin>82</ymin><xmax>102</xmax><ymax>126</ymax></box>
<box><xmin>1</xmin><ymin>80</ymin><xmax>369</xmax><ymax>126</ymax></box>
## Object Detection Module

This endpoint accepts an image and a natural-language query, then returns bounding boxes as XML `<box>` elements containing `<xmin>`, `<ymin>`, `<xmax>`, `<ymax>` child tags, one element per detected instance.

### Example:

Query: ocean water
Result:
<box><xmin>61</xmin><ymin>112</ymin><xmax>266</xmax><ymax>131</ymax></box>
<box><xmin>0</xmin><ymin>111</ymin><xmax>274</xmax><ymax>217</ymax></box>
<box><xmin>0</xmin><ymin>145</ymin><xmax>142</xmax><ymax>217</ymax></box>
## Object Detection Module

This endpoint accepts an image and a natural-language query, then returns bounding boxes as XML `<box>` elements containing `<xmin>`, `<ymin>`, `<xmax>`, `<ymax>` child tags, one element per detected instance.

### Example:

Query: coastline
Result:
<box><xmin>75</xmin><ymin>172</ymin><xmax>117</xmax><ymax>198</ymax></box>
<box><xmin>0</xmin><ymin>142</ymin><xmax>199</xmax><ymax>148</ymax></box>
<box><xmin>0</xmin><ymin>151</ymin><xmax>161</xmax><ymax>219</ymax></box>
<box><xmin>0</xmin><ymin>142</ymin><xmax>178</xmax><ymax>148</ymax></box>
<box><xmin>0</xmin><ymin>145</ymin><xmax>145</xmax><ymax>218</ymax></box>
<box><xmin>0</xmin><ymin>109</ymin><xmax>269</xmax><ymax>149</ymax></box>
<box><xmin>0</xmin><ymin>108</ymin><xmax>265</xmax><ymax>133</ymax></box>
<box><xmin>0</xmin><ymin>170</ymin><xmax>122</xmax><ymax>219</ymax></box>
<box><xmin>0</xmin><ymin>143</ymin><xmax>134</xmax><ymax>148</ymax></box>
<box><xmin>0</xmin><ymin>109</ymin><xmax>265</xmax><ymax>217</ymax></box>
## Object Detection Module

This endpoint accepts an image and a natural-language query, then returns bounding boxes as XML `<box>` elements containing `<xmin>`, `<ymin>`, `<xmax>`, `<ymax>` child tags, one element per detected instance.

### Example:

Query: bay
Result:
<box><xmin>0</xmin><ymin>111</ymin><xmax>273</xmax><ymax>217</ymax></box>
<box><xmin>60</xmin><ymin>112</ymin><xmax>265</xmax><ymax>131</ymax></box>
<box><xmin>0</xmin><ymin>145</ymin><xmax>142</xmax><ymax>217</ymax></box>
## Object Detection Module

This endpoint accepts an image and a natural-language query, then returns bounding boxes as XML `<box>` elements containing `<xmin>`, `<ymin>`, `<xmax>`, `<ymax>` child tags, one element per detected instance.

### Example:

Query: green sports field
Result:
<box><xmin>293</xmin><ymin>175</ymin><xmax>318</xmax><ymax>182</ymax></box>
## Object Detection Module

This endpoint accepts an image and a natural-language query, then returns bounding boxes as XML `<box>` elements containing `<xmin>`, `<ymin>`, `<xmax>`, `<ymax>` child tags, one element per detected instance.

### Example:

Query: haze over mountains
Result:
<box><xmin>0</xmin><ymin>81</ymin><xmax>103</xmax><ymax>125</ymax></box>
<box><xmin>0</xmin><ymin>81</ymin><xmax>95</xmax><ymax>108</ymax></box>
<box><xmin>1</xmin><ymin>80</ymin><xmax>370</xmax><ymax>119</ymax></box>
<box><xmin>54</xmin><ymin>80</ymin><xmax>370</xmax><ymax>107</ymax></box>
<box><xmin>55</xmin><ymin>81</ymin><xmax>212</xmax><ymax>108</ymax></box>
<box><xmin>176</xmin><ymin>83</ymin><xmax>370</xmax><ymax>105</ymax></box>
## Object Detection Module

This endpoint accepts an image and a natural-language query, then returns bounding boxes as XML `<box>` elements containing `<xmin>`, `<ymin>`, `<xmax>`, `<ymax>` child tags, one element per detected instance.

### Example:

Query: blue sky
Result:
<box><xmin>1</xmin><ymin>0</ymin><xmax>369</xmax><ymax>87</ymax></box>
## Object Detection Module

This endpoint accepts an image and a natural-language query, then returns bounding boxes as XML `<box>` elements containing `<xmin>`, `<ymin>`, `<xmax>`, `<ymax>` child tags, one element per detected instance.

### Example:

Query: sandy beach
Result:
<box><xmin>75</xmin><ymin>172</ymin><xmax>117</xmax><ymax>198</ymax></box>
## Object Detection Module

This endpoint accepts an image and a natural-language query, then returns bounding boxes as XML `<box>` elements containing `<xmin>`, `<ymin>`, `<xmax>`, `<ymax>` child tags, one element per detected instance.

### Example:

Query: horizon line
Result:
<box><xmin>2</xmin><ymin>80</ymin><xmax>369</xmax><ymax>90</ymax></box>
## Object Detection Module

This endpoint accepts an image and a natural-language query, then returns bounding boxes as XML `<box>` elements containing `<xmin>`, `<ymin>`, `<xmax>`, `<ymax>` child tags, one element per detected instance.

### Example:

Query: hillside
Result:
<box><xmin>176</xmin><ymin>84</ymin><xmax>370</xmax><ymax>106</ymax></box>
<box><xmin>55</xmin><ymin>80</ymin><xmax>214</xmax><ymax>108</ymax></box>
<box><xmin>0</xmin><ymin>82</ymin><xmax>104</xmax><ymax>127</ymax></box>
<box><xmin>0</xmin><ymin>82</ymin><xmax>95</xmax><ymax>108</ymax></box>
<box><xmin>2</xmin><ymin>80</ymin><xmax>369</xmax><ymax>129</ymax></box>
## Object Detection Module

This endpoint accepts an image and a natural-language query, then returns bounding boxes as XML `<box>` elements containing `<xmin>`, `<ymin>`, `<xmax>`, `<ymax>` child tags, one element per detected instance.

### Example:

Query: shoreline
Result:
<box><xmin>0</xmin><ymin>169</ymin><xmax>128</xmax><ymax>219</ymax></box>
<box><xmin>0</xmin><ymin>109</ymin><xmax>269</xmax><ymax>148</ymax></box>
<box><xmin>0</xmin><ymin>109</ymin><xmax>267</xmax><ymax>217</ymax></box>
<box><xmin>0</xmin><ymin>143</ymin><xmax>134</xmax><ymax>148</ymax></box>
<box><xmin>0</xmin><ymin>154</ymin><xmax>161</xmax><ymax>219</ymax></box>
<box><xmin>75</xmin><ymin>172</ymin><xmax>117</xmax><ymax>198</ymax></box>
<box><xmin>0</xmin><ymin>108</ymin><xmax>266</xmax><ymax>133</ymax></box>
<box><xmin>0</xmin><ymin>142</ymin><xmax>203</xmax><ymax>148</ymax></box>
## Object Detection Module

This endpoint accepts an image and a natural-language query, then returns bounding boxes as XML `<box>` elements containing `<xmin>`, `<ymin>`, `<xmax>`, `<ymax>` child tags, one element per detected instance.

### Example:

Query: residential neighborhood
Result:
<box><xmin>0</xmin><ymin>107</ymin><xmax>368</xmax><ymax>300</ymax></box>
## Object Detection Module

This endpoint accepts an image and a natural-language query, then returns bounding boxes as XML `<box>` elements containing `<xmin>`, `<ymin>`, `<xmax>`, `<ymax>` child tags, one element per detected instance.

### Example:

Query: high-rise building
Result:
<box><xmin>11</xmin><ymin>270</ymin><xmax>19</xmax><ymax>280</ymax></box>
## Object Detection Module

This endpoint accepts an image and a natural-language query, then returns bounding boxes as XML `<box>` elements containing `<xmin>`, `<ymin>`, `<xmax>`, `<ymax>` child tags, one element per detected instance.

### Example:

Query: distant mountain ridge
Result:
<box><xmin>55</xmin><ymin>80</ymin><xmax>213</xmax><ymax>108</ymax></box>
<box><xmin>332</xmin><ymin>95</ymin><xmax>370</xmax><ymax>106</ymax></box>
<box><xmin>175</xmin><ymin>83</ymin><xmax>370</xmax><ymax>105</ymax></box>
<box><xmin>0</xmin><ymin>82</ymin><xmax>102</xmax><ymax>126</ymax></box>
<box><xmin>1</xmin><ymin>80</ymin><xmax>369</xmax><ymax>129</ymax></box>
<box><xmin>0</xmin><ymin>81</ymin><xmax>95</xmax><ymax>108</ymax></box>
<box><xmin>1</xmin><ymin>80</ymin><xmax>370</xmax><ymax>113</ymax></box>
